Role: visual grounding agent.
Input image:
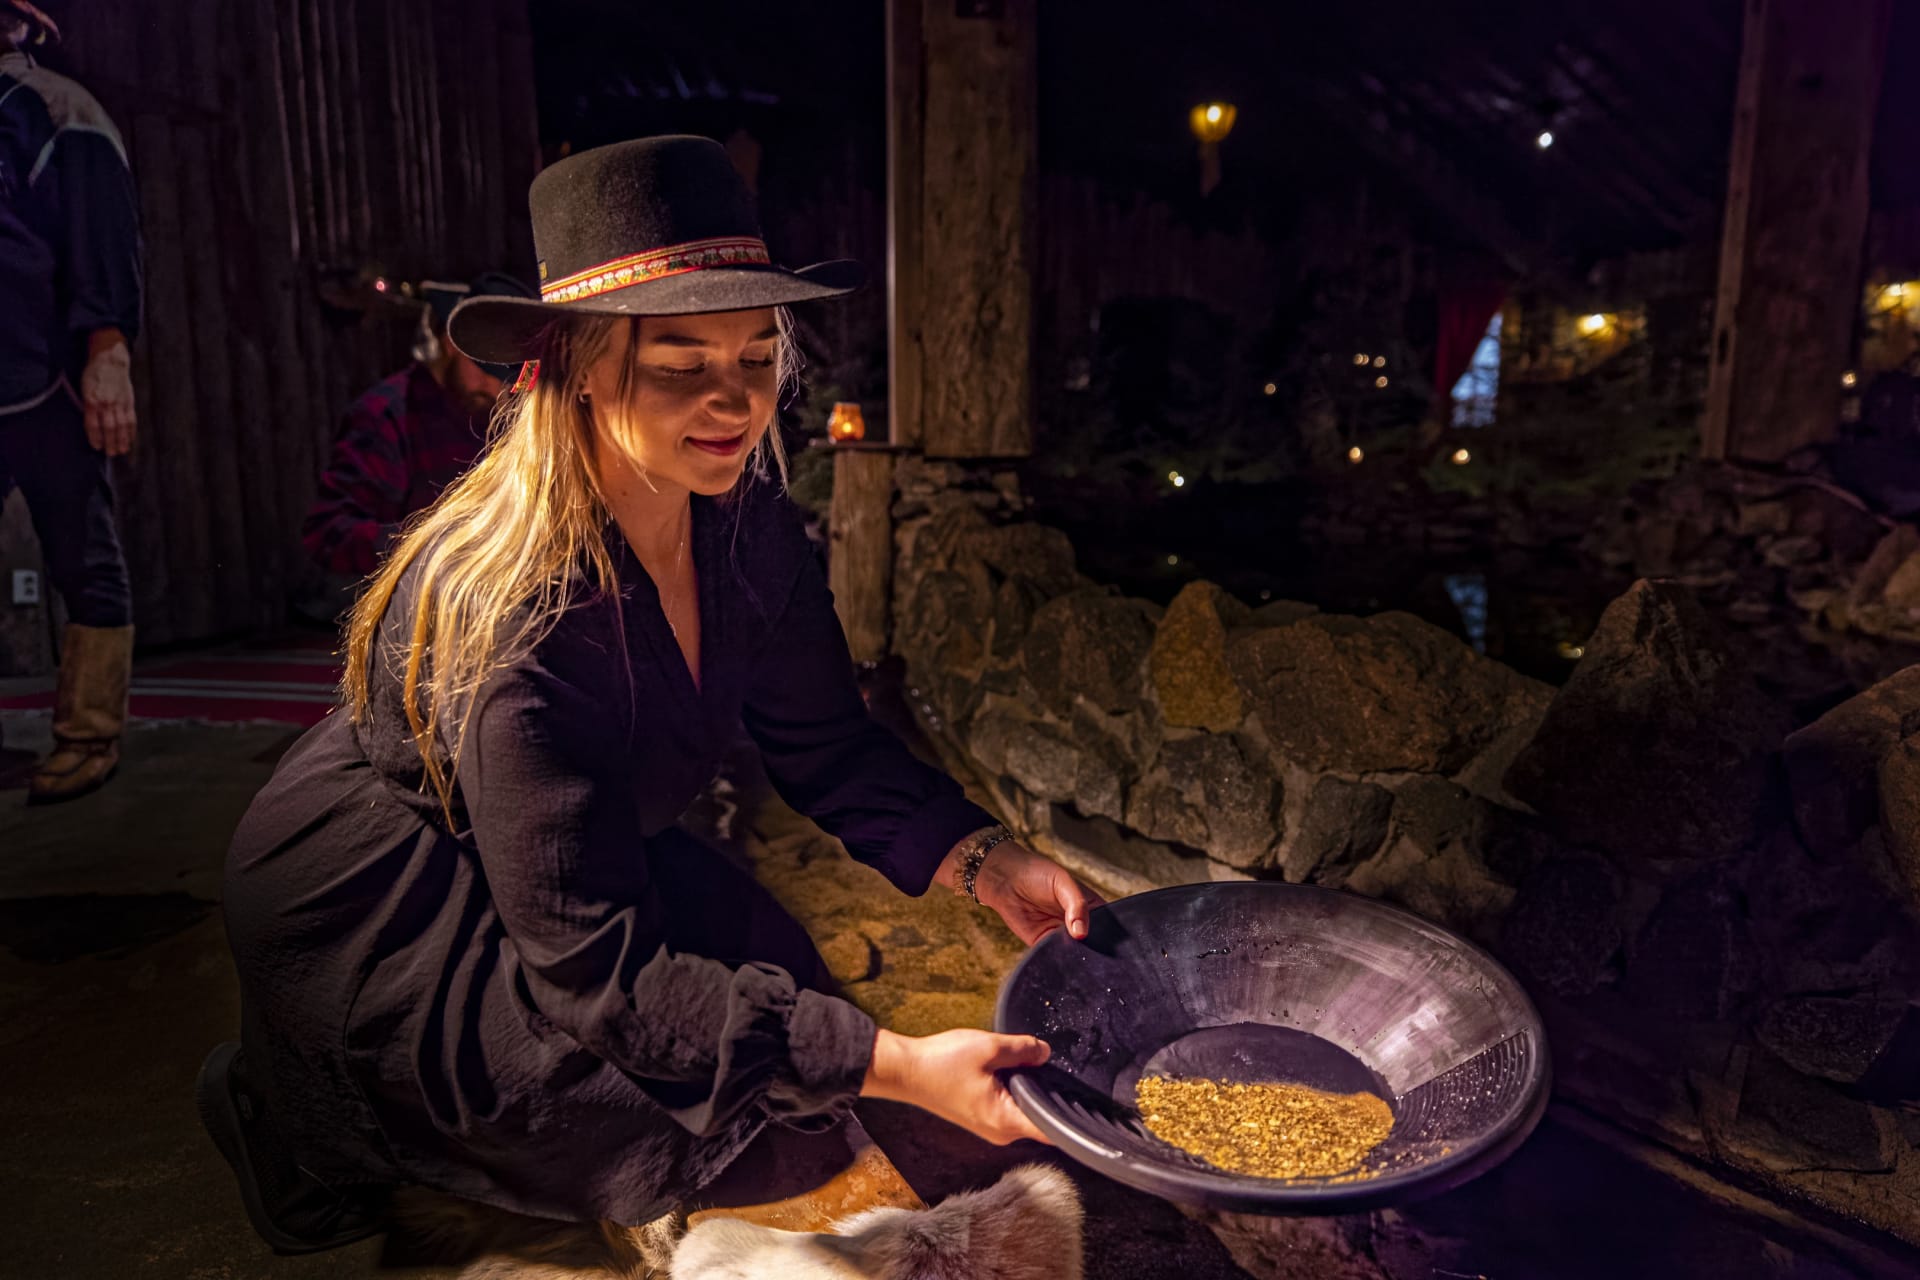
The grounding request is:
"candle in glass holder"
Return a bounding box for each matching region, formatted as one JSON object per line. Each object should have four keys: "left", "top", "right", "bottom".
{"left": 827, "top": 402, "right": 867, "bottom": 443}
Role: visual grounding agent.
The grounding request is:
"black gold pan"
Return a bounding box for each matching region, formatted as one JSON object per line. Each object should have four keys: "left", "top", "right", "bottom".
{"left": 994, "top": 881, "right": 1551, "bottom": 1215}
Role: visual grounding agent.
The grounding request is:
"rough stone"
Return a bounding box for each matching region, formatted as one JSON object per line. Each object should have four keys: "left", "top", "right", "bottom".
{"left": 1624, "top": 868, "right": 1752, "bottom": 1023}
{"left": 1883, "top": 552, "right": 1920, "bottom": 617}
{"left": 1124, "top": 732, "right": 1282, "bottom": 870}
{"left": 1247, "top": 599, "right": 1321, "bottom": 628}
{"left": 1341, "top": 778, "right": 1516, "bottom": 938}
{"left": 1045, "top": 806, "right": 1220, "bottom": 891}
{"left": 1847, "top": 525, "right": 1920, "bottom": 612}
{"left": 1762, "top": 535, "right": 1824, "bottom": 568}
{"left": 1230, "top": 611, "right": 1549, "bottom": 775}
{"left": 1504, "top": 580, "right": 1792, "bottom": 867}
{"left": 1282, "top": 776, "right": 1394, "bottom": 884}
{"left": 997, "top": 718, "right": 1083, "bottom": 804}
{"left": 1020, "top": 588, "right": 1157, "bottom": 718}
{"left": 1150, "top": 582, "right": 1252, "bottom": 733}
{"left": 1735, "top": 499, "right": 1794, "bottom": 538}
{"left": 1879, "top": 731, "right": 1920, "bottom": 903}
{"left": 1755, "top": 995, "right": 1909, "bottom": 1085}
{"left": 1501, "top": 856, "right": 1625, "bottom": 998}
{"left": 1783, "top": 665, "right": 1920, "bottom": 863}
{"left": 1720, "top": 1051, "right": 1899, "bottom": 1174}
{"left": 1744, "top": 830, "right": 1920, "bottom": 998}
{"left": 962, "top": 522, "right": 1084, "bottom": 598}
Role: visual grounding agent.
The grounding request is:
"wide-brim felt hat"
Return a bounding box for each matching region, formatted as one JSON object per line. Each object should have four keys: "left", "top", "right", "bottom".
{"left": 448, "top": 135, "right": 862, "bottom": 368}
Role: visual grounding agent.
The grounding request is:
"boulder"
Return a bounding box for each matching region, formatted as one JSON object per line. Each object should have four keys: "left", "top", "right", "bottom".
{"left": 1500, "top": 856, "right": 1625, "bottom": 998}
{"left": 1149, "top": 582, "right": 1251, "bottom": 733}
{"left": 1020, "top": 588, "right": 1157, "bottom": 719}
{"left": 1717, "top": 1051, "right": 1899, "bottom": 1174}
{"left": 1878, "top": 730, "right": 1920, "bottom": 902}
{"left": 1282, "top": 776, "right": 1394, "bottom": 884}
{"left": 962, "top": 522, "right": 1084, "bottom": 598}
{"left": 1846, "top": 525, "right": 1920, "bottom": 613}
{"left": 1624, "top": 868, "right": 1752, "bottom": 1023}
{"left": 1783, "top": 665, "right": 1920, "bottom": 863}
{"left": 1124, "top": 732, "right": 1282, "bottom": 870}
{"left": 1341, "top": 778, "right": 1516, "bottom": 939}
{"left": 1504, "top": 580, "right": 1792, "bottom": 866}
{"left": 1230, "top": 611, "right": 1549, "bottom": 775}
{"left": 1755, "top": 995, "right": 1909, "bottom": 1086}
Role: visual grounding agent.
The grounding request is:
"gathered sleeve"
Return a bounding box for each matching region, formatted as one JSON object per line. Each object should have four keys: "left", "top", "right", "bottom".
{"left": 740, "top": 550, "right": 998, "bottom": 896}
{"left": 50, "top": 127, "right": 143, "bottom": 345}
{"left": 458, "top": 650, "right": 878, "bottom": 1139}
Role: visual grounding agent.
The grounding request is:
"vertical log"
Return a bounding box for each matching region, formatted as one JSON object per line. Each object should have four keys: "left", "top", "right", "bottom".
{"left": 916, "top": 0, "right": 1036, "bottom": 459}
{"left": 1702, "top": 0, "right": 1892, "bottom": 462}
{"left": 828, "top": 448, "right": 898, "bottom": 665}
{"left": 885, "top": 0, "right": 925, "bottom": 449}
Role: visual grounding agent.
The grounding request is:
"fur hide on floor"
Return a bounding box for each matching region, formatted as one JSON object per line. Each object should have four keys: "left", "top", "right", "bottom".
{"left": 391, "top": 1162, "right": 1083, "bottom": 1280}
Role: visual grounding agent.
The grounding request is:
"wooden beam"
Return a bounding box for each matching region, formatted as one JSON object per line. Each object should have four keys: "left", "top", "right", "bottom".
{"left": 1704, "top": 0, "right": 1892, "bottom": 462}
{"left": 1702, "top": 0, "right": 1771, "bottom": 461}
{"left": 827, "top": 447, "right": 898, "bottom": 664}
{"left": 916, "top": 0, "right": 1037, "bottom": 459}
{"left": 884, "top": 0, "right": 924, "bottom": 450}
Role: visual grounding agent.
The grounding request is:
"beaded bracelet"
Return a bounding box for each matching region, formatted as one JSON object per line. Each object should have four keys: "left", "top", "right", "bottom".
{"left": 954, "top": 824, "right": 1014, "bottom": 904}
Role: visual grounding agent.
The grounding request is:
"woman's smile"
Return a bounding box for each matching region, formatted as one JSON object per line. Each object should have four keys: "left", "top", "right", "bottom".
{"left": 686, "top": 430, "right": 748, "bottom": 458}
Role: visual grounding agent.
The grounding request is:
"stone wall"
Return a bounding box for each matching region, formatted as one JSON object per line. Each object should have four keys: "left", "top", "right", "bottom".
{"left": 887, "top": 457, "right": 1920, "bottom": 1246}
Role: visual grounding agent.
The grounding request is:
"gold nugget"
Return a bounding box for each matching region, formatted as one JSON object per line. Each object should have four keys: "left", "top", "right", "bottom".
{"left": 1135, "top": 1076, "right": 1394, "bottom": 1179}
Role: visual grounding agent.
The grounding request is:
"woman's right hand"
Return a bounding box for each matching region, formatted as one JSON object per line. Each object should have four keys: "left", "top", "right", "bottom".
{"left": 860, "top": 1028, "right": 1051, "bottom": 1147}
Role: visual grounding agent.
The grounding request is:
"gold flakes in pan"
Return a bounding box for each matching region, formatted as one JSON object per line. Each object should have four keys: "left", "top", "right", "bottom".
{"left": 1135, "top": 1075, "right": 1395, "bottom": 1180}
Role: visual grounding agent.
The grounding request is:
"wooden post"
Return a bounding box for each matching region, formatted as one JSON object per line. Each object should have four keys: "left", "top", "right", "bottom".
{"left": 908, "top": 0, "right": 1037, "bottom": 459}
{"left": 885, "top": 0, "right": 925, "bottom": 450}
{"left": 1702, "top": 0, "right": 1892, "bottom": 462}
{"left": 827, "top": 446, "right": 898, "bottom": 664}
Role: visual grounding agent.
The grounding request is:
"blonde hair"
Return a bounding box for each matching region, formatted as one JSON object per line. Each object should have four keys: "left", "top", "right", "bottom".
{"left": 343, "top": 309, "right": 798, "bottom": 818}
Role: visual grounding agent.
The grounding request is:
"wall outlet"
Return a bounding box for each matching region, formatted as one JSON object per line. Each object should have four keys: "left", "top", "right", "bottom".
{"left": 11, "top": 569, "right": 39, "bottom": 605}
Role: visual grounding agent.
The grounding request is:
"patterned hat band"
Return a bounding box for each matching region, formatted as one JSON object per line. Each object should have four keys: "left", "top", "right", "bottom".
{"left": 537, "top": 236, "right": 772, "bottom": 304}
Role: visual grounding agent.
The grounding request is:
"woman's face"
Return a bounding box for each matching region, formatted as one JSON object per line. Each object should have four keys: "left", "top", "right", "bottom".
{"left": 582, "top": 308, "right": 780, "bottom": 496}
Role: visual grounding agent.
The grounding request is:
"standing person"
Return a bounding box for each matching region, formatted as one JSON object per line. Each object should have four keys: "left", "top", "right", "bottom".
{"left": 297, "top": 272, "right": 534, "bottom": 621}
{"left": 200, "top": 136, "right": 1102, "bottom": 1253}
{"left": 0, "top": 1, "right": 144, "bottom": 804}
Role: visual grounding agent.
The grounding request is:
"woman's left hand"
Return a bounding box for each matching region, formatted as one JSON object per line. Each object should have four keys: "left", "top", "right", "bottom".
{"left": 975, "top": 843, "right": 1106, "bottom": 945}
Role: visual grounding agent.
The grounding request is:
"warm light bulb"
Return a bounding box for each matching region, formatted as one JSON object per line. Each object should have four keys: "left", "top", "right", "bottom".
{"left": 1262, "top": 382, "right": 1277, "bottom": 396}
{"left": 1536, "top": 130, "right": 1555, "bottom": 149}
{"left": 1579, "top": 313, "right": 1608, "bottom": 335}
{"left": 1842, "top": 370, "right": 1859, "bottom": 389}
{"left": 1354, "top": 353, "right": 1369, "bottom": 365}
{"left": 1347, "top": 445, "right": 1364, "bottom": 463}
{"left": 1169, "top": 471, "right": 1186, "bottom": 488}
{"left": 1375, "top": 375, "right": 1389, "bottom": 389}
{"left": 1451, "top": 448, "right": 1471, "bottom": 465}
{"left": 1206, "top": 105, "right": 1222, "bottom": 124}
{"left": 1372, "top": 355, "right": 1386, "bottom": 368}
{"left": 1166, "top": 554, "right": 1180, "bottom": 566}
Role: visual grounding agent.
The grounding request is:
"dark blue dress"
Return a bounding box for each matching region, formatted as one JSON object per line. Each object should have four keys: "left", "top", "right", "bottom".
{"left": 223, "top": 476, "right": 993, "bottom": 1225}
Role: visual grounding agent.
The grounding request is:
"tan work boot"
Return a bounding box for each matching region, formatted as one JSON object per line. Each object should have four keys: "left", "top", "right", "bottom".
{"left": 28, "top": 622, "right": 134, "bottom": 805}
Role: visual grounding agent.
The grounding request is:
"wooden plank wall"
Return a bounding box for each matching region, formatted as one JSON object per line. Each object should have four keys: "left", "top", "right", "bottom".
{"left": 9, "top": 0, "right": 538, "bottom": 657}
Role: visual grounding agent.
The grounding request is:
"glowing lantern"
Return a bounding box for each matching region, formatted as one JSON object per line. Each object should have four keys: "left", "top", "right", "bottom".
{"left": 827, "top": 402, "right": 866, "bottom": 443}
{"left": 1262, "top": 382, "right": 1278, "bottom": 396}
{"left": 1347, "top": 446, "right": 1365, "bottom": 463}
{"left": 1375, "top": 375, "right": 1389, "bottom": 389}
{"left": 1842, "top": 370, "right": 1859, "bottom": 389}
{"left": 1189, "top": 102, "right": 1238, "bottom": 195}
{"left": 1354, "top": 353, "right": 1370, "bottom": 365}
{"left": 1536, "top": 130, "right": 1555, "bottom": 150}
{"left": 1579, "top": 313, "right": 1611, "bottom": 336}
{"left": 1451, "top": 448, "right": 1472, "bottom": 465}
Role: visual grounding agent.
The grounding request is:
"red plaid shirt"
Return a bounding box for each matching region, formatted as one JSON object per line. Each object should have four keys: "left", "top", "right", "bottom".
{"left": 302, "top": 363, "right": 488, "bottom": 576}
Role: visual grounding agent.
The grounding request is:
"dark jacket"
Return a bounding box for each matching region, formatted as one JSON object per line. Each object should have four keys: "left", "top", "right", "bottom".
{"left": 224, "top": 475, "right": 994, "bottom": 1222}
{"left": 0, "top": 51, "right": 142, "bottom": 409}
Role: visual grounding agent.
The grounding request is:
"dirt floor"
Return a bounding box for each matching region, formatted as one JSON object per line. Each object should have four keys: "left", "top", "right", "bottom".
{"left": 4, "top": 690, "right": 1920, "bottom": 1279}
